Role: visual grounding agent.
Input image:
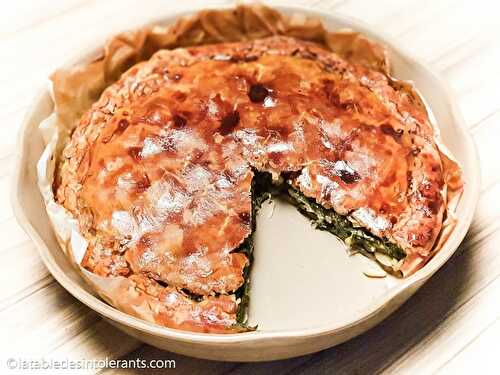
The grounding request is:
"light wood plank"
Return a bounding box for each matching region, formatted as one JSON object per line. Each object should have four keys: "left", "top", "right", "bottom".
{"left": 0, "top": 279, "right": 139, "bottom": 368}
{"left": 0, "top": 107, "right": 28, "bottom": 160}
{"left": 385, "top": 276, "right": 500, "bottom": 374}
{"left": 0, "top": 241, "right": 50, "bottom": 309}
{"left": 0, "top": 1, "right": 499, "bottom": 374}
{"left": 0, "top": 0, "right": 90, "bottom": 36}
{"left": 0, "top": 218, "right": 30, "bottom": 253}
{"left": 470, "top": 110, "right": 500, "bottom": 190}
{"left": 436, "top": 315, "right": 500, "bottom": 375}
{"left": 50, "top": 320, "right": 139, "bottom": 369}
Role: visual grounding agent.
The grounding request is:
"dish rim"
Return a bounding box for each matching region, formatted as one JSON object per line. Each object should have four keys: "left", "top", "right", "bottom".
{"left": 11, "top": 3, "right": 480, "bottom": 344}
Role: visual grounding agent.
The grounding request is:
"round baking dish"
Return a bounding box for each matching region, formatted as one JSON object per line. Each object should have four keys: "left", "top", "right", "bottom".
{"left": 11, "top": 4, "right": 479, "bottom": 361}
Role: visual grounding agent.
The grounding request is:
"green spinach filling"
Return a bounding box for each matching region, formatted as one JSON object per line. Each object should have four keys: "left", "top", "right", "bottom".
{"left": 233, "top": 171, "right": 406, "bottom": 326}
{"left": 233, "top": 172, "right": 274, "bottom": 326}
{"left": 285, "top": 187, "right": 406, "bottom": 261}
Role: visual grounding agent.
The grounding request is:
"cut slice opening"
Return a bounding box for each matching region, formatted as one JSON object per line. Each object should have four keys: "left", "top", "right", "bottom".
{"left": 233, "top": 170, "right": 407, "bottom": 326}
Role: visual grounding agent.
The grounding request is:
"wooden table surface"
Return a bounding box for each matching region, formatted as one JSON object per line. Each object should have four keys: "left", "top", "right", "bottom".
{"left": 1, "top": 0, "right": 499, "bottom": 374}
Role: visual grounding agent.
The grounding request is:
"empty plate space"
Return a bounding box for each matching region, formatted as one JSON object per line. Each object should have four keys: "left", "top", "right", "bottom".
{"left": 249, "top": 198, "right": 402, "bottom": 331}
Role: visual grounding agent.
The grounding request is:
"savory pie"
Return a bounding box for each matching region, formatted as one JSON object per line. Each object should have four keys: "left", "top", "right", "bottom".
{"left": 48, "top": 5, "right": 463, "bottom": 333}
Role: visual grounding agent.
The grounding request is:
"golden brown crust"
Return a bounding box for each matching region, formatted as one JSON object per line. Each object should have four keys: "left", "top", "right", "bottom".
{"left": 50, "top": 4, "right": 390, "bottom": 132}
{"left": 109, "top": 274, "right": 246, "bottom": 333}
{"left": 49, "top": 5, "right": 463, "bottom": 333}
{"left": 57, "top": 35, "right": 449, "bottom": 280}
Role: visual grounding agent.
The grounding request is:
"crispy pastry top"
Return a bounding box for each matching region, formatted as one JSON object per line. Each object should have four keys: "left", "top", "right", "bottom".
{"left": 56, "top": 36, "right": 448, "bottom": 331}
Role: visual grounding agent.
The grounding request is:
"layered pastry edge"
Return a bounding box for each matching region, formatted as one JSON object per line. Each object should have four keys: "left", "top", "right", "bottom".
{"left": 37, "top": 4, "right": 463, "bottom": 334}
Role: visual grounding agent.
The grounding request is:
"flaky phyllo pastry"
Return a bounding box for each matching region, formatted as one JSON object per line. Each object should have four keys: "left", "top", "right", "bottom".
{"left": 37, "top": 4, "right": 463, "bottom": 333}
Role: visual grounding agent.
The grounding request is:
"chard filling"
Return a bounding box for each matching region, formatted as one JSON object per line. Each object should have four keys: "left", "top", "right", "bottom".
{"left": 233, "top": 171, "right": 407, "bottom": 324}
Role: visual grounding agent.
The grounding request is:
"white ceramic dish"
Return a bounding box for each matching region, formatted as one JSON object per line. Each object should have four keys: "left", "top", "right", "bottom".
{"left": 11, "top": 4, "right": 479, "bottom": 362}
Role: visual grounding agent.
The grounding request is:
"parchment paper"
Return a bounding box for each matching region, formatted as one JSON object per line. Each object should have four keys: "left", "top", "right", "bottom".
{"left": 37, "top": 4, "right": 463, "bottom": 325}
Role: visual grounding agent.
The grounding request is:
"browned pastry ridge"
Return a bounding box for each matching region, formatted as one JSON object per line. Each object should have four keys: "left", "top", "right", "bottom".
{"left": 55, "top": 36, "right": 458, "bottom": 333}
